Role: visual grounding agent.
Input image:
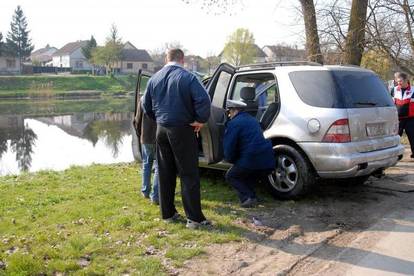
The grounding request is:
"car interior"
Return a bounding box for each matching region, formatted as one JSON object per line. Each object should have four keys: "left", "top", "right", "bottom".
{"left": 197, "top": 72, "right": 281, "bottom": 158}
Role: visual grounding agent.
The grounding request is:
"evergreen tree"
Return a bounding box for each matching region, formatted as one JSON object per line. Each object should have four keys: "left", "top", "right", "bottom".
{"left": 82, "top": 35, "right": 97, "bottom": 60}
{"left": 6, "top": 5, "right": 34, "bottom": 72}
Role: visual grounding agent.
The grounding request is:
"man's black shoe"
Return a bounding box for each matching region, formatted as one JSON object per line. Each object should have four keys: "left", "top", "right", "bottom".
{"left": 240, "top": 197, "right": 258, "bottom": 208}
{"left": 163, "top": 213, "right": 184, "bottom": 223}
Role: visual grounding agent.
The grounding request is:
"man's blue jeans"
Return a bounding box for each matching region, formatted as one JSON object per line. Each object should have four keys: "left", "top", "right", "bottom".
{"left": 141, "top": 144, "right": 159, "bottom": 201}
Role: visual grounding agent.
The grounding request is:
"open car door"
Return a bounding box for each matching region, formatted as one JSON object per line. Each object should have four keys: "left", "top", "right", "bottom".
{"left": 132, "top": 69, "right": 153, "bottom": 161}
{"left": 200, "top": 63, "right": 235, "bottom": 164}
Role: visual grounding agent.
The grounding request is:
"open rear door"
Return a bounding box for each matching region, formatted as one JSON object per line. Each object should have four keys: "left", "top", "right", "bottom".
{"left": 200, "top": 63, "right": 235, "bottom": 164}
{"left": 132, "top": 69, "right": 152, "bottom": 161}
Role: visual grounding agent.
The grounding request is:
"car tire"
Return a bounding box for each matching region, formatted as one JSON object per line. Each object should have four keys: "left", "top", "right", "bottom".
{"left": 267, "top": 144, "right": 315, "bottom": 199}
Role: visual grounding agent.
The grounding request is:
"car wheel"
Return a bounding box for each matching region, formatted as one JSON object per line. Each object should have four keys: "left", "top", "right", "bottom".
{"left": 267, "top": 144, "right": 315, "bottom": 199}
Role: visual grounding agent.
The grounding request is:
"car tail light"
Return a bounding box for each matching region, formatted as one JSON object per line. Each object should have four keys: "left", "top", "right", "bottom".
{"left": 322, "top": 119, "right": 351, "bottom": 143}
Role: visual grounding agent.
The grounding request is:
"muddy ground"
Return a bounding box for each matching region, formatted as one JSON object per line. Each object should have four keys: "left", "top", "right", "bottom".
{"left": 179, "top": 150, "right": 414, "bottom": 275}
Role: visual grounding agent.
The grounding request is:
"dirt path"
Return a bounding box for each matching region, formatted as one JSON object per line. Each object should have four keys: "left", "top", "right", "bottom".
{"left": 178, "top": 154, "right": 414, "bottom": 275}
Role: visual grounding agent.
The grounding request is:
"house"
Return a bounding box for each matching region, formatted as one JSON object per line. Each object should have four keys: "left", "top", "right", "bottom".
{"left": 0, "top": 56, "right": 19, "bottom": 75}
{"left": 262, "top": 45, "right": 306, "bottom": 62}
{"left": 219, "top": 43, "right": 267, "bottom": 65}
{"left": 113, "top": 42, "right": 154, "bottom": 74}
{"left": 30, "top": 45, "right": 58, "bottom": 66}
{"left": 52, "top": 41, "right": 92, "bottom": 71}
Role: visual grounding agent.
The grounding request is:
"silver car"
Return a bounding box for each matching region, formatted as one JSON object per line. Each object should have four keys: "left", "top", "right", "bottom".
{"left": 133, "top": 62, "right": 404, "bottom": 199}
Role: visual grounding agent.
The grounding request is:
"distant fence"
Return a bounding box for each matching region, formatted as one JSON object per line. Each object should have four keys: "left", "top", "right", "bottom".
{"left": 32, "top": 66, "right": 72, "bottom": 74}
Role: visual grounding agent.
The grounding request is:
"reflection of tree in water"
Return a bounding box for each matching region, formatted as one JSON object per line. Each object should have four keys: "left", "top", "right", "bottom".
{"left": 84, "top": 120, "right": 130, "bottom": 158}
{"left": 10, "top": 123, "right": 37, "bottom": 171}
{"left": 0, "top": 130, "right": 8, "bottom": 160}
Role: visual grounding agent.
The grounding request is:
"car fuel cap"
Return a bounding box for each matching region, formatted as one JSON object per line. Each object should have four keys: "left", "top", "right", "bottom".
{"left": 307, "top": 119, "right": 321, "bottom": 134}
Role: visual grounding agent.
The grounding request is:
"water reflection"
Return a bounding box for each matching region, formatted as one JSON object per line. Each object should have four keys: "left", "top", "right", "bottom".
{"left": 0, "top": 110, "right": 134, "bottom": 176}
{"left": 0, "top": 121, "right": 37, "bottom": 172}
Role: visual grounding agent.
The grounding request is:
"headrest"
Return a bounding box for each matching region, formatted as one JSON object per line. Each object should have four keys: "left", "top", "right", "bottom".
{"left": 226, "top": 99, "right": 247, "bottom": 109}
{"left": 240, "top": 87, "right": 256, "bottom": 101}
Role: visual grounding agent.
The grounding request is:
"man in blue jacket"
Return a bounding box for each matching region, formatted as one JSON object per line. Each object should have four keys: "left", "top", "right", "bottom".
{"left": 142, "top": 48, "right": 211, "bottom": 229}
{"left": 224, "top": 99, "right": 275, "bottom": 208}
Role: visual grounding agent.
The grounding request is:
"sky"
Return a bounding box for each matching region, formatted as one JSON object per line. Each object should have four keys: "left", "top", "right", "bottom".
{"left": 0, "top": 0, "right": 305, "bottom": 58}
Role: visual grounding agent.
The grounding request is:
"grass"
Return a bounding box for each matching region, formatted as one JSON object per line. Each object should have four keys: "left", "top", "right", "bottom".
{"left": 0, "top": 97, "right": 134, "bottom": 116}
{"left": 0, "top": 75, "right": 149, "bottom": 98}
{"left": 0, "top": 163, "right": 259, "bottom": 275}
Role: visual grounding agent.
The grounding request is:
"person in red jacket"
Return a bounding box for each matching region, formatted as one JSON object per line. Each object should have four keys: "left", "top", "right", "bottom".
{"left": 391, "top": 72, "right": 414, "bottom": 158}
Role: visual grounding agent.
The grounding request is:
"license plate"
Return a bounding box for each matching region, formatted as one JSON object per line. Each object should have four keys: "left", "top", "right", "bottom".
{"left": 366, "top": 123, "right": 386, "bottom": 137}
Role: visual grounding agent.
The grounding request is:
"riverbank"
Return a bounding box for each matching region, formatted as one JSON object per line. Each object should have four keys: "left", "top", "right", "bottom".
{"left": 0, "top": 75, "right": 148, "bottom": 99}
{"left": 0, "top": 164, "right": 251, "bottom": 275}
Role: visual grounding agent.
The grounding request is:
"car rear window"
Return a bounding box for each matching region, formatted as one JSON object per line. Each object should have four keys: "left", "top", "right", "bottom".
{"left": 289, "top": 70, "right": 394, "bottom": 108}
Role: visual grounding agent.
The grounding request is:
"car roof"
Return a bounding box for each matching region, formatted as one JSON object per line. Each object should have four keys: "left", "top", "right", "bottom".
{"left": 235, "top": 62, "right": 374, "bottom": 74}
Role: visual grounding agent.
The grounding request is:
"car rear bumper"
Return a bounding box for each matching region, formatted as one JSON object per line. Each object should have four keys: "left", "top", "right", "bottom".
{"left": 299, "top": 139, "right": 404, "bottom": 178}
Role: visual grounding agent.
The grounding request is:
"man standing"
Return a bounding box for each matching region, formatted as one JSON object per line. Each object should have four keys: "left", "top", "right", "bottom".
{"left": 224, "top": 100, "right": 275, "bottom": 207}
{"left": 391, "top": 72, "right": 414, "bottom": 158}
{"left": 135, "top": 97, "right": 159, "bottom": 204}
{"left": 142, "top": 48, "right": 211, "bottom": 229}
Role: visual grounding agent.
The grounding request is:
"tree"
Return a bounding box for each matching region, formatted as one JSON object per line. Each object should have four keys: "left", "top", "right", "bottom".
{"left": 82, "top": 35, "right": 97, "bottom": 60}
{"left": 107, "top": 23, "right": 122, "bottom": 44}
{"left": 343, "top": 0, "right": 369, "bottom": 65}
{"left": 200, "top": 52, "right": 220, "bottom": 75}
{"left": 222, "top": 28, "right": 256, "bottom": 66}
{"left": 365, "top": 0, "right": 414, "bottom": 75}
{"left": 91, "top": 25, "right": 123, "bottom": 75}
{"left": 299, "top": 0, "right": 324, "bottom": 64}
{"left": 185, "top": 0, "right": 371, "bottom": 66}
{"left": 361, "top": 50, "right": 392, "bottom": 80}
{"left": 6, "top": 5, "right": 34, "bottom": 73}
{"left": 150, "top": 41, "right": 185, "bottom": 70}
{"left": 0, "top": 32, "right": 4, "bottom": 56}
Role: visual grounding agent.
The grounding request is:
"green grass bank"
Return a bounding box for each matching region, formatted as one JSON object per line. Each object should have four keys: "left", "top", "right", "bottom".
{"left": 0, "top": 75, "right": 148, "bottom": 99}
{"left": 0, "top": 164, "right": 261, "bottom": 275}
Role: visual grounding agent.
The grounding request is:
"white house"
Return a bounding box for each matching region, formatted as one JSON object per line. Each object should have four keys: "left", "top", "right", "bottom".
{"left": 262, "top": 45, "right": 306, "bottom": 62}
{"left": 113, "top": 42, "right": 154, "bottom": 74}
{"left": 52, "top": 41, "right": 92, "bottom": 71}
{"left": 0, "top": 56, "right": 19, "bottom": 75}
{"left": 30, "top": 45, "right": 58, "bottom": 66}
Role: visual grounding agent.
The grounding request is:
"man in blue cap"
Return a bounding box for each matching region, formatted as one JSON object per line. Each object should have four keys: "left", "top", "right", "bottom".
{"left": 224, "top": 99, "right": 275, "bottom": 208}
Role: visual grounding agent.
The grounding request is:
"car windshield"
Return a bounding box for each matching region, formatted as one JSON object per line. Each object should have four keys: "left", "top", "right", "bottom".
{"left": 289, "top": 70, "right": 395, "bottom": 108}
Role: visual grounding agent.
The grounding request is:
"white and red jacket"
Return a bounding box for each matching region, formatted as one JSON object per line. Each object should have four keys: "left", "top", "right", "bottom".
{"left": 392, "top": 85, "right": 414, "bottom": 119}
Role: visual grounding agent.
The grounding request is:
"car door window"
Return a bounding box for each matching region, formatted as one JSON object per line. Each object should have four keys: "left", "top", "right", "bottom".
{"left": 211, "top": 71, "right": 232, "bottom": 107}
{"left": 229, "top": 73, "right": 278, "bottom": 118}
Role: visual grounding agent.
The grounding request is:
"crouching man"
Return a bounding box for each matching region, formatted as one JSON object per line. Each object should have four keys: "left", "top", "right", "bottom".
{"left": 224, "top": 99, "right": 275, "bottom": 208}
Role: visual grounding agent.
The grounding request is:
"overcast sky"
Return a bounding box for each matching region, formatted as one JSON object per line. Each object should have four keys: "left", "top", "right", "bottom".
{"left": 0, "top": 0, "right": 305, "bottom": 57}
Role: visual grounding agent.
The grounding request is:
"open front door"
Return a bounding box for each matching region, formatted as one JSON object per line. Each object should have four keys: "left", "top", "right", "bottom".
{"left": 200, "top": 63, "right": 235, "bottom": 164}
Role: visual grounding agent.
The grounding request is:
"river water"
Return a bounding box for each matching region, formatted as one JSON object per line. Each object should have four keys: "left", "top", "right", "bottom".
{"left": 0, "top": 97, "right": 137, "bottom": 176}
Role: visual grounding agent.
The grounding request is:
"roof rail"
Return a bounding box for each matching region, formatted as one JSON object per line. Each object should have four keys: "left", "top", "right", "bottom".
{"left": 236, "top": 61, "right": 322, "bottom": 70}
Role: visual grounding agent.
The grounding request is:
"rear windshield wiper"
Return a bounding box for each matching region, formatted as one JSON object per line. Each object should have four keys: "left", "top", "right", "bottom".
{"left": 354, "top": 102, "right": 377, "bottom": 106}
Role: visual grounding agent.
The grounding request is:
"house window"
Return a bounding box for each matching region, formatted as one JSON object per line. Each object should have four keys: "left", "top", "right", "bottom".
{"left": 142, "top": 63, "right": 148, "bottom": 69}
{"left": 6, "top": 59, "right": 16, "bottom": 68}
{"left": 127, "top": 63, "right": 133, "bottom": 69}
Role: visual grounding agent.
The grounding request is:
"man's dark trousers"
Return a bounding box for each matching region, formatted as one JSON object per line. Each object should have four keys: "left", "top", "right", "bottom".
{"left": 399, "top": 118, "right": 414, "bottom": 155}
{"left": 225, "top": 165, "right": 270, "bottom": 202}
{"left": 156, "top": 125, "right": 206, "bottom": 222}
